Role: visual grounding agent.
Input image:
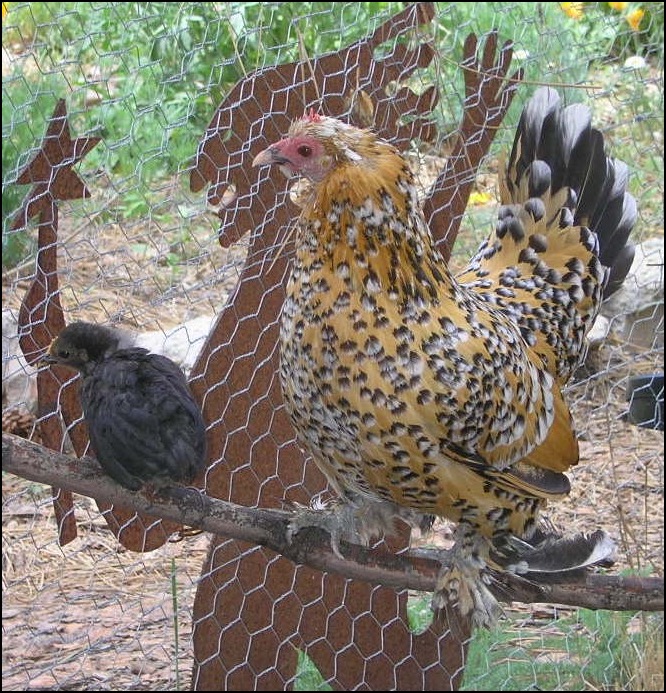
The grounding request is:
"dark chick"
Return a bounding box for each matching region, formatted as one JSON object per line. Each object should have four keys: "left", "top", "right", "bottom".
{"left": 43, "top": 322, "right": 207, "bottom": 492}
{"left": 253, "top": 88, "right": 636, "bottom": 627}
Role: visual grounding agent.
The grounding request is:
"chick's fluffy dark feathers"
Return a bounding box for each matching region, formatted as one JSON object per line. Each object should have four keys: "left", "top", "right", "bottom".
{"left": 45, "top": 322, "right": 207, "bottom": 491}
{"left": 253, "top": 88, "right": 635, "bottom": 626}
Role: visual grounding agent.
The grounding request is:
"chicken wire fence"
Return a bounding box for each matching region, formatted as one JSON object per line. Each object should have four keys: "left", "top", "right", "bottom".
{"left": 1, "top": 2, "right": 663, "bottom": 691}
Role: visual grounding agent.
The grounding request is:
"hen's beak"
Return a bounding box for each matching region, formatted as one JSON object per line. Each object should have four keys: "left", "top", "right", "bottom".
{"left": 253, "top": 145, "right": 295, "bottom": 180}
{"left": 252, "top": 146, "right": 280, "bottom": 168}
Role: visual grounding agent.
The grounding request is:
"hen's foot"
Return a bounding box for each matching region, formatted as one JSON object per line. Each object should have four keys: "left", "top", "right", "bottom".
{"left": 287, "top": 496, "right": 406, "bottom": 558}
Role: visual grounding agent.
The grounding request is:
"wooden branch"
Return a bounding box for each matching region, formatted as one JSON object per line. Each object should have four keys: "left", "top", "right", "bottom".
{"left": 3, "top": 432, "right": 663, "bottom": 614}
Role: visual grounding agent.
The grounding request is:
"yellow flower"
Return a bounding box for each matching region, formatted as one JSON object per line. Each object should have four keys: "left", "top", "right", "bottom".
{"left": 626, "top": 8, "right": 645, "bottom": 31}
{"left": 608, "top": 1, "right": 628, "bottom": 10}
{"left": 560, "top": 2, "right": 584, "bottom": 20}
{"left": 2, "top": 3, "right": 7, "bottom": 19}
{"left": 469, "top": 191, "right": 493, "bottom": 206}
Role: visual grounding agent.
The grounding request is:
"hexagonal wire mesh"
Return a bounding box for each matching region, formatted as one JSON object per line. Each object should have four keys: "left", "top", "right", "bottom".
{"left": 2, "top": 2, "right": 663, "bottom": 691}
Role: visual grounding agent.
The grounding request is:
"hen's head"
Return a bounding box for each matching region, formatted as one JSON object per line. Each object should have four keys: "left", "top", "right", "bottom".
{"left": 253, "top": 112, "right": 378, "bottom": 183}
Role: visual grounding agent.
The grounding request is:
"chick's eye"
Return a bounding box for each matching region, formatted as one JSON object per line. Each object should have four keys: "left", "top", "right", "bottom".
{"left": 59, "top": 349, "right": 70, "bottom": 358}
{"left": 297, "top": 144, "right": 312, "bottom": 158}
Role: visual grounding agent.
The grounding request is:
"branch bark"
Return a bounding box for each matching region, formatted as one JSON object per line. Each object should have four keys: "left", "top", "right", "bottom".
{"left": 3, "top": 432, "right": 663, "bottom": 613}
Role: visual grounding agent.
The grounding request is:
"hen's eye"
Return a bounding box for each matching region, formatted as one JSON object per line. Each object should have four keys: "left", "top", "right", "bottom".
{"left": 297, "top": 145, "right": 312, "bottom": 158}
{"left": 59, "top": 349, "right": 70, "bottom": 358}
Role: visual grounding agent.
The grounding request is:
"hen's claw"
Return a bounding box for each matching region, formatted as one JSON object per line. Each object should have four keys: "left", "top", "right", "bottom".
{"left": 286, "top": 502, "right": 356, "bottom": 558}
{"left": 287, "top": 498, "right": 416, "bottom": 558}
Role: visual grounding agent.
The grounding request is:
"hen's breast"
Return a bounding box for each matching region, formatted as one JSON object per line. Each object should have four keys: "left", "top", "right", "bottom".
{"left": 279, "top": 225, "right": 557, "bottom": 521}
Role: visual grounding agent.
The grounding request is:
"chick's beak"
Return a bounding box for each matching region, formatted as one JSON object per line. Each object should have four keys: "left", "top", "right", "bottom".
{"left": 39, "top": 340, "right": 58, "bottom": 366}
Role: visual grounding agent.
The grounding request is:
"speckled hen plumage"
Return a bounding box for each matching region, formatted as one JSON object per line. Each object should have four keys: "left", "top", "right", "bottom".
{"left": 43, "top": 322, "right": 207, "bottom": 492}
{"left": 253, "top": 88, "right": 635, "bottom": 626}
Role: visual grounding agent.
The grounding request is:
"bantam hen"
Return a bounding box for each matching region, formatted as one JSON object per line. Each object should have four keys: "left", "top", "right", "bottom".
{"left": 252, "top": 87, "right": 636, "bottom": 626}
{"left": 43, "top": 322, "right": 207, "bottom": 492}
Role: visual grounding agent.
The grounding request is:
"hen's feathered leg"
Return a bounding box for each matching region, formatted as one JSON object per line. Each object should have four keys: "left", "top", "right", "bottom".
{"left": 433, "top": 521, "right": 501, "bottom": 629}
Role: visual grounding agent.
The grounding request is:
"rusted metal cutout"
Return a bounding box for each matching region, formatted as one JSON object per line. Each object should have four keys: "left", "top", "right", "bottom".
{"left": 14, "top": 100, "right": 181, "bottom": 550}
{"left": 14, "top": 99, "right": 99, "bottom": 546}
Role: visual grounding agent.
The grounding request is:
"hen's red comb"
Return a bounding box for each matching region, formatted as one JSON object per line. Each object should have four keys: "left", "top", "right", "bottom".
{"left": 302, "top": 108, "right": 323, "bottom": 123}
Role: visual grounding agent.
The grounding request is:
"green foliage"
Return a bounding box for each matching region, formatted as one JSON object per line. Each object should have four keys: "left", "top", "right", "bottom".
{"left": 1, "top": 68, "right": 69, "bottom": 269}
{"left": 1, "top": 2, "right": 406, "bottom": 269}
{"left": 460, "top": 609, "right": 660, "bottom": 691}
{"left": 403, "top": 577, "right": 663, "bottom": 690}
{"left": 293, "top": 649, "right": 333, "bottom": 691}
{"left": 1, "top": 177, "right": 31, "bottom": 271}
{"left": 557, "top": 3, "right": 664, "bottom": 60}
{"left": 2, "top": 2, "right": 403, "bottom": 182}
{"left": 1, "top": 226, "right": 31, "bottom": 271}
{"left": 406, "top": 592, "right": 434, "bottom": 634}
{"left": 2, "top": 2, "right": 661, "bottom": 267}
{"left": 290, "top": 601, "right": 663, "bottom": 690}
{"left": 429, "top": 2, "right": 662, "bottom": 133}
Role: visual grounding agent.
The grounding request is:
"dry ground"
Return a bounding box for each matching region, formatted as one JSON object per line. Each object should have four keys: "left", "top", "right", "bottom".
{"left": 2, "top": 396, "right": 663, "bottom": 690}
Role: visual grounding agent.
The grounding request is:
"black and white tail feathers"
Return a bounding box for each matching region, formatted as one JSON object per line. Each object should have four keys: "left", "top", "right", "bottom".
{"left": 458, "top": 86, "right": 638, "bottom": 383}
{"left": 506, "top": 86, "right": 637, "bottom": 299}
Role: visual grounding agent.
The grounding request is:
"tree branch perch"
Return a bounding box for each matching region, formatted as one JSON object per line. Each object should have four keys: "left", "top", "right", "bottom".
{"left": 3, "top": 432, "right": 663, "bottom": 613}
